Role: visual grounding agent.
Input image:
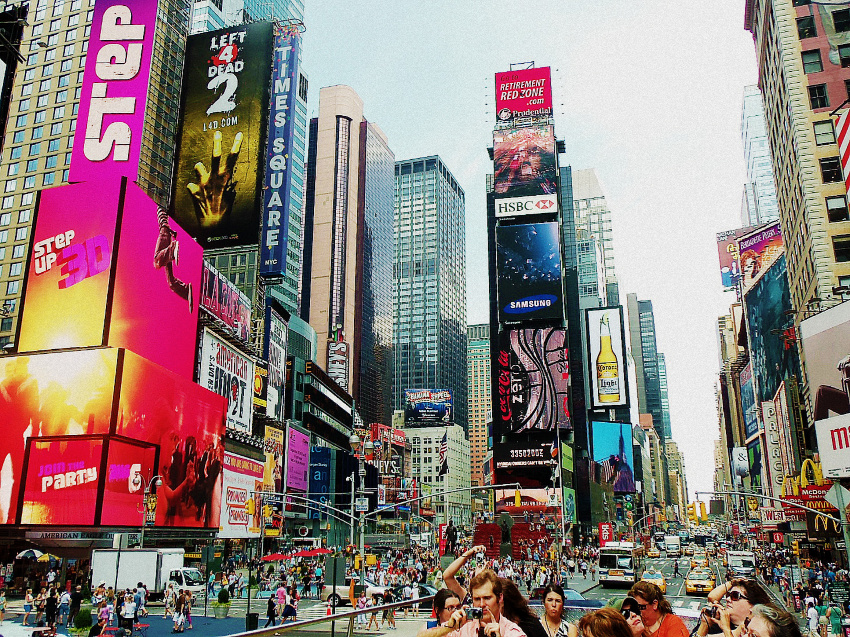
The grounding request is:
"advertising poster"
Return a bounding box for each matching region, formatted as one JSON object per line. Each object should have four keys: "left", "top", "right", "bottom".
{"left": 262, "top": 425, "right": 283, "bottom": 535}
{"left": 731, "top": 446, "right": 749, "bottom": 481}
{"left": 586, "top": 307, "right": 629, "bottom": 409}
{"left": 260, "top": 25, "right": 302, "bottom": 276}
{"left": 738, "top": 221, "right": 783, "bottom": 294}
{"left": 100, "top": 439, "right": 158, "bottom": 526}
{"left": 68, "top": 0, "right": 159, "bottom": 184}
{"left": 404, "top": 389, "right": 453, "bottom": 425}
{"left": 200, "top": 261, "right": 251, "bottom": 343}
{"left": 496, "top": 222, "right": 563, "bottom": 322}
{"left": 494, "top": 67, "right": 553, "bottom": 122}
{"left": 562, "top": 486, "right": 577, "bottom": 524}
{"left": 773, "top": 382, "right": 798, "bottom": 480}
{"left": 0, "top": 349, "right": 118, "bottom": 524}
{"left": 716, "top": 226, "right": 758, "bottom": 289}
{"left": 172, "top": 22, "right": 274, "bottom": 247}
{"left": 744, "top": 255, "right": 800, "bottom": 404}
{"left": 494, "top": 488, "right": 557, "bottom": 515}
{"left": 591, "top": 422, "right": 636, "bottom": 494}
{"left": 308, "top": 446, "right": 331, "bottom": 520}
{"left": 740, "top": 364, "right": 759, "bottom": 439}
{"left": 220, "top": 452, "right": 263, "bottom": 538}
{"left": 747, "top": 439, "right": 763, "bottom": 489}
{"left": 199, "top": 329, "right": 255, "bottom": 433}
{"left": 286, "top": 425, "right": 309, "bottom": 492}
{"left": 20, "top": 437, "right": 104, "bottom": 525}
{"left": 18, "top": 180, "right": 122, "bottom": 353}
{"left": 264, "top": 303, "right": 289, "bottom": 421}
{"left": 492, "top": 125, "right": 558, "bottom": 206}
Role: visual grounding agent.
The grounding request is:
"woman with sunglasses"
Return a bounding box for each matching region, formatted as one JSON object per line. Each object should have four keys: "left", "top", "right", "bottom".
{"left": 627, "top": 581, "right": 689, "bottom": 637}
{"left": 416, "top": 589, "right": 465, "bottom": 637}
{"left": 698, "top": 579, "right": 773, "bottom": 637}
{"left": 538, "top": 584, "right": 578, "bottom": 637}
{"left": 620, "top": 597, "right": 648, "bottom": 637}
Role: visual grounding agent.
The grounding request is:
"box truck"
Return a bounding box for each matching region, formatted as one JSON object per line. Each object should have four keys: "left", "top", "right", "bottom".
{"left": 92, "top": 549, "right": 205, "bottom": 599}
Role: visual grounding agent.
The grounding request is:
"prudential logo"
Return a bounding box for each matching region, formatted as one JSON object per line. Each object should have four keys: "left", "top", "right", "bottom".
{"left": 504, "top": 294, "right": 557, "bottom": 314}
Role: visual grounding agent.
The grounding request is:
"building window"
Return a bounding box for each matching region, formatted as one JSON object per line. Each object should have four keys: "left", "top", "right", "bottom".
{"left": 6, "top": 281, "right": 19, "bottom": 295}
{"left": 834, "top": 235, "right": 850, "bottom": 262}
{"left": 9, "top": 263, "right": 21, "bottom": 277}
{"left": 14, "top": 228, "right": 26, "bottom": 241}
{"left": 45, "top": 156, "right": 57, "bottom": 169}
{"left": 17, "top": 210, "right": 29, "bottom": 224}
{"left": 31, "top": 126, "right": 43, "bottom": 140}
{"left": 798, "top": 16, "right": 817, "bottom": 39}
{"left": 6, "top": 164, "right": 18, "bottom": 177}
{"left": 841, "top": 44, "right": 850, "bottom": 68}
{"left": 11, "top": 131, "right": 23, "bottom": 144}
{"left": 809, "top": 84, "right": 830, "bottom": 109}
{"left": 835, "top": 9, "right": 850, "bottom": 33}
{"left": 50, "top": 122, "right": 62, "bottom": 136}
{"left": 12, "top": 244, "right": 24, "bottom": 258}
{"left": 821, "top": 157, "right": 843, "bottom": 182}
{"left": 48, "top": 139, "right": 60, "bottom": 153}
{"left": 26, "top": 159, "right": 38, "bottom": 172}
{"left": 802, "top": 49, "right": 824, "bottom": 73}
{"left": 23, "top": 176, "right": 35, "bottom": 189}
{"left": 816, "top": 121, "right": 836, "bottom": 145}
{"left": 34, "top": 111, "right": 45, "bottom": 124}
{"left": 827, "top": 195, "right": 850, "bottom": 222}
{"left": 42, "top": 173, "right": 55, "bottom": 186}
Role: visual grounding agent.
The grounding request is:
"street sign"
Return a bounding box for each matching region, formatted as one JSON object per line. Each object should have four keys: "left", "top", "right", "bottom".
{"left": 824, "top": 483, "right": 850, "bottom": 512}
{"left": 831, "top": 582, "right": 850, "bottom": 603}
{"left": 355, "top": 497, "right": 369, "bottom": 513}
{"left": 772, "top": 532, "right": 784, "bottom": 544}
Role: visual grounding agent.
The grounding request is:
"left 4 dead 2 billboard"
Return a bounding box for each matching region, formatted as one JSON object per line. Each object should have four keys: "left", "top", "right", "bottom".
{"left": 496, "top": 222, "right": 563, "bottom": 323}
{"left": 0, "top": 348, "right": 226, "bottom": 527}
{"left": 171, "top": 22, "right": 274, "bottom": 248}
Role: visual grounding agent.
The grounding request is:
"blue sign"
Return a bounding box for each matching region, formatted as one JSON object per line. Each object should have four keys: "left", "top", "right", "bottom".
{"left": 308, "top": 446, "right": 331, "bottom": 520}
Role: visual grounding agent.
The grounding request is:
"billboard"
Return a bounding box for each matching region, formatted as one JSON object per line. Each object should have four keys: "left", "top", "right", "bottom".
{"left": 100, "top": 438, "right": 159, "bottom": 527}
{"left": 326, "top": 339, "right": 350, "bottom": 392}
{"left": 492, "top": 125, "right": 558, "bottom": 208}
{"left": 308, "top": 446, "right": 331, "bottom": 520}
{"left": 286, "top": 425, "right": 309, "bottom": 492}
{"left": 260, "top": 25, "right": 302, "bottom": 276}
{"left": 496, "top": 222, "right": 563, "bottom": 322}
{"left": 220, "top": 452, "right": 264, "bottom": 538}
{"left": 494, "top": 67, "right": 553, "bottom": 122}
{"left": 716, "top": 226, "right": 758, "bottom": 289}
{"left": 747, "top": 439, "right": 763, "bottom": 489}
{"left": 69, "top": 0, "right": 159, "bottom": 184}
{"left": 738, "top": 221, "right": 783, "bottom": 294}
{"left": 591, "top": 421, "right": 636, "bottom": 494}
{"left": 586, "top": 307, "right": 629, "bottom": 409}
{"left": 264, "top": 303, "right": 288, "bottom": 421}
{"left": 19, "top": 180, "right": 204, "bottom": 380}
{"left": 200, "top": 261, "right": 251, "bottom": 344}
{"left": 761, "top": 401, "right": 784, "bottom": 497}
{"left": 744, "top": 254, "right": 800, "bottom": 405}
{"left": 740, "top": 364, "right": 759, "bottom": 439}
{"left": 199, "top": 329, "right": 255, "bottom": 433}
{"left": 562, "top": 487, "right": 577, "bottom": 523}
{"left": 262, "top": 425, "right": 283, "bottom": 535}
{"left": 404, "top": 389, "right": 453, "bottom": 425}
{"left": 731, "top": 446, "right": 749, "bottom": 481}
{"left": 494, "top": 488, "right": 558, "bottom": 515}
{"left": 171, "top": 22, "right": 274, "bottom": 247}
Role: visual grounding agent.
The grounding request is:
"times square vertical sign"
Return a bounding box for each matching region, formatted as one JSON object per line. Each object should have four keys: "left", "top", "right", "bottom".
{"left": 260, "top": 25, "right": 302, "bottom": 276}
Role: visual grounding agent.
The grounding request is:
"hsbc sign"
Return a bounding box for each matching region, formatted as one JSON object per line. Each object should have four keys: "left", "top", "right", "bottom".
{"left": 495, "top": 193, "right": 559, "bottom": 218}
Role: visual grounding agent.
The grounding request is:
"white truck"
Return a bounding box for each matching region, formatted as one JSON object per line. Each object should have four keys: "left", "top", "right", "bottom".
{"left": 664, "top": 535, "right": 681, "bottom": 557}
{"left": 727, "top": 550, "right": 756, "bottom": 577}
{"left": 92, "top": 548, "right": 205, "bottom": 599}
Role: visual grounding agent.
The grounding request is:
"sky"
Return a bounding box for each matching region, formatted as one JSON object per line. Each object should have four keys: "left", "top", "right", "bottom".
{"left": 301, "top": 1, "right": 760, "bottom": 501}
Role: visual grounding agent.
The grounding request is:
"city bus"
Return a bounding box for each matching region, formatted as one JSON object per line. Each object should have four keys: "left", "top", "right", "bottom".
{"left": 598, "top": 541, "right": 646, "bottom": 587}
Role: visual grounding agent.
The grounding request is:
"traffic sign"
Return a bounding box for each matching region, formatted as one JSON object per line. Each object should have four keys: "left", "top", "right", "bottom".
{"left": 355, "top": 497, "right": 369, "bottom": 513}
{"left": 772, "top": 532, "right": 784, "bottom": 544}
{"left": 824, "top": 483, "right": 850, "bottom": 512}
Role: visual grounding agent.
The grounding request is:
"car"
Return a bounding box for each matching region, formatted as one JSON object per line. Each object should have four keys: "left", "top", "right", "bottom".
{"left": 684, "top": 545, "right": 695, "bottom": 556}
{"left": 685, "top": 568, "right": 716, "bottom": 595}
{"left": 647, "top": 547, "right": 661, "bottom": 558}
{"left": 641, "top": 569, "right": 667, "bottom": 594}
{"left": 390, "top": 583, "right": 438, "bottom": 610}
{"left": 320, "top": 576, "right": 386, "bottom": 607}
{"left": 691, "top": 552, "right": 709, "bottom": 568}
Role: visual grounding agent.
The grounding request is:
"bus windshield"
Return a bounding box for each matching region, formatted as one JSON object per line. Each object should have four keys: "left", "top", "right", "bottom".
{"left": 600, "top": 553, "right": 633, "bottom": 569}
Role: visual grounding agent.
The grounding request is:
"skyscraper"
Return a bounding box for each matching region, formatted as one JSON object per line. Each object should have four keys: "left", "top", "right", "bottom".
{"left": 0, "top": 0, "right": 191, "bottom": 349}
{"left": 393, "top": 156, "right": 467, "bottom": 431}
{"left": 572, "top": 168, "right": 618, "bottom": 303}
{"left": 658, "top": 352, "right": 672, "bottom": 440}
{"left": 467, "top": 324, "right": 490, "bottom": 486}
{"left": 302, "top": 85, "right": 394, "bottom": 427}
{"left": 740, "top": 85, "right": 779, "bottom": 226}
{"left": 627, "top": 294, "right": 665, "bottom": 441}
{"left": 190, "top": 0, "right": 304, "bottom": 31}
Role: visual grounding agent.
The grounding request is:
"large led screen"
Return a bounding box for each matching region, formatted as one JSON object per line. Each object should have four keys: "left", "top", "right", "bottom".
{"left": 199, "top": 329, "right": 254, "bottom": 433}
{"left": 172, "top": 22, "right": 274, "bottom": 248}
{"left": 493, "top": 125, "right": 557, "bottom": 200}
{"left": 586, "top": 307, "right": 629, "bottom": 409}
{"left": 201, "top": 260, "right": 251, "bottom": 344}
{"left": 496, "top": 222, "right": 563, "bottom": 323}
{"left": 740, "top": 363, "right": 759, "bottom": 439}
{"left": 801, "top": 301, "right": 850, "bottom": 424}
{"left": 100, "top": 438, "right": 158, "bottom": 527}
{"left": 744, "top": 254, "right": 800, "bottom": 405}
{"left": 494, "top": 67, "right": 553, "bottom": 122}
{"left": 220, "top": 452, "right": 263, "bottom": 539}
{"left": 286, "top": 425, "right": 309, "bottom": 492}
{"left": 264, "top": 303, "right": 288, "bottom": 421}
{"left": 404, "top": 389, "right": 453, "bottom": 425}
{"left": 591, "top": 421, "right": 635, "bottom": 494}
{"left": 738, "top": 221, "right": 783, "bottom": 295}
{"left": 0, "top": 349, "right": 118, "bottom": 524}
{"left": 20, "top": 437, "right": 103, "bottom": 525}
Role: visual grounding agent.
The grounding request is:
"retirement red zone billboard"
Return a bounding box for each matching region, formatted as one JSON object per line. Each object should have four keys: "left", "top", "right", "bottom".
{"left": 495, "top": 67, "right": 552, "bottom": 122}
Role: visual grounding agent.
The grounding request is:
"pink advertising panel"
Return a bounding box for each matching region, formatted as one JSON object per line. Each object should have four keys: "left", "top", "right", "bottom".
{"left": 494, "top": 67, "right": 553, "bottom": 122}
{"left": 100, "top": 438, "right": 158, "bottom": 526}
{"left": 69, "top": 0, "right": 159, "bottom": 184}
{"left": 285, "top": 425, "right": 309, "bottom": 492}
{"left": 109, "top": 182, "right": 203, "bottom": 380}
{"left": 220, "top": 452, "right": 264, "bottom": 539}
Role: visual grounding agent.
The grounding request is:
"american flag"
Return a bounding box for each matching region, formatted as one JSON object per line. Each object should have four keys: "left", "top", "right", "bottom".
{"left": 438, "top": 431, "right": 448, "bottom": 476}
{"left": 835, "top": 107, "right": 850, "bottom": 194}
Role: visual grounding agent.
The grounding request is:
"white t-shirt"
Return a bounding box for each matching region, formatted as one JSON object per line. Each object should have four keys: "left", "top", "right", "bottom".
{"left": 808, "top": 606, "right": 820, "bottom": 632}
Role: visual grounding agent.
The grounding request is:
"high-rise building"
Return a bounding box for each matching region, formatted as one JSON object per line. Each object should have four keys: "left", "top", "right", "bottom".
{"left": 572, "top": 168, "right": 618, "bottom": 304}
{"left": 658, "top": 352, "right": 672, "bottom": 440}
{"left": 627, "top": 294, "right": 665, "bottom": 441}
{"left": 665, "top": 440, "right": 688, "bottom": 519}
{"left": 191, "top": 0, "right": 304, "bottom": 31}
{"left": 190, "top": 0, "right": 226, "bottom": 33}
{"left": 467, "top": 324, "right": 490, "bottom": 486}
{"left": 301, "top": 85, "right": 394, "bottom": 427}
{"left": 741, "top": 85, "right": 779, "bottom": 227}
{"left": 0, "top": 0, "right": 190, "bottom": 349}
{"left": 393, "top": 156, "right": 467, "bottom": 431}
{"left": 744, "top": 0, "right": 850, "bottom": 314}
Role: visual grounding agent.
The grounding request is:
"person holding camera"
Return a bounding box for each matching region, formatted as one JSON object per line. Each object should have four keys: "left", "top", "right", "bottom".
{"left": 697, "top": 579, "right": 773, "bottom": 637}
{"left": 627, "top": 581, "right": 688, "bottom": 637}
{"left": 444, "top": 544, "right": 488, "bottom": 601}
{"left": 417, "top": 589, "right": 465, "bottom": 637}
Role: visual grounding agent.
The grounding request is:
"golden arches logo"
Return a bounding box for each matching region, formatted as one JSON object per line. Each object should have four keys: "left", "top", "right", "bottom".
{"left": 813, "top": 513, "right": 840, "bottom": 534}
{"left": 781, "top": 460, "right": 826, "bottom": 496}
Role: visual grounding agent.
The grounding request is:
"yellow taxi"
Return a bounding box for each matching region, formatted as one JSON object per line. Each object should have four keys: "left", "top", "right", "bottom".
{"left": 647, "top": 546, "right": 661, "bottom": 558}
{"left": 685, "top": 568, "right": 716, "bottom": 595}
{"left": 684, "top": 544, "right": 695, "bottom": 556}
{"left": 641, "top": 569, "right": 667, "bottom": 593}
{"left": 691, "top": 551, "right": 709, "bottom": 568}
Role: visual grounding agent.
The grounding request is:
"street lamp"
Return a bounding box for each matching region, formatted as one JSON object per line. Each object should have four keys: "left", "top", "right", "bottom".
{"left": 133, "top": 473, "right": 163, "bottom": 549}
{"left": 349, "top": 433, "right": 374, "bottom": 589}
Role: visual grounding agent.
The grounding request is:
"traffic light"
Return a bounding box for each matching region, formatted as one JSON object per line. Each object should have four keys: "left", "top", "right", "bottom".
{"left": 263, "top": 504, "right": 272, "bottom": 518}
{"left": 792, "top": 540, "right": 800, "bottom": 555}
{"left": 699, "top": 501, "right": 707, "bottom": 522}
{"left": 687, "top": 503, "right": 697, "bottom": 525}
{"left": 246, "top": 498, "right": 255, "bottom": 515}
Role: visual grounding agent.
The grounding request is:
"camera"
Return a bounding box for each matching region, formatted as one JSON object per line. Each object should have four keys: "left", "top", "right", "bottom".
{"left": 704, "top": 607, "right": 720, "bottom": 619}
{"left": 466, "top": 608, "right": 484, "bottom": 620}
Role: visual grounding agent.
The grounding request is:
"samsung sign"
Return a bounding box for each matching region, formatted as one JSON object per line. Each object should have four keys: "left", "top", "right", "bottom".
{"left": 495, "top": 194, "right": 559, "bottom": 218}
{"left": 504, "top": 295, "right": 557, "bottom": 314}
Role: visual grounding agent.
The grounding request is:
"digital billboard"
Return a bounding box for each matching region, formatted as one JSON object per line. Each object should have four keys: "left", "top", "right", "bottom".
{"left": 744, "top": 254, "right": 800, "bottom": 405}
{"left": 494, "top": 67, "right": 553, "bottom": 122}
{"left": 586, "top": 307, "right": 629, "bottom": 409}
{"left": 200, "top": 260, "right": 251, "bottom": 344}
{"left": 716, "top": 226, "right": 758, "bottom": 290}
{"left": 220, "top": 452, "right": 263, "bottom": 538}
{"left": 199, "top": 329, "right": 255, "bottom": 433}
{"left": 740, "top": 363, "right": 759, "bottom": 439}
{"left": 308, "top": 446, "right": 331, "bottom": 521}
{"left": 171, "top": 22, "right": 274, "bottom": 247}
{"left": 260, "top": 25, "right": 302, "bottom": 276}
{"left": 747, "top": 439, "right": 763, "bottom": 489}
{"left": 286, "top": 425, "right": 309, "bottom": 492}
{"left": 264, "top": 303, "right": 289, "bottom": 421}
{"left": 492, "top": 125, "right": 557, "bottom": 212}
{"left": 494, "top": 488, "right": 558, "bottom": 515}
{"left": 738, "top": 221, "right": 783, "bottom": 294}
{"left": 591, "top": 421, "right": 635, "bottom": 494}
{"left": 404, "top": 389, "right": 453, "bottom": 425}
{"left": 69, "top": 0, "right": 159, "bottom": 184}
{"left": 496, "top": 222, "right": 563, "bottom": 322}
{"left": 100, "top": 438, "right": 159, "bottom": 527}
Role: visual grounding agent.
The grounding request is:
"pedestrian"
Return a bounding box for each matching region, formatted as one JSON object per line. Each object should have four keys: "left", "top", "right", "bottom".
{"left": 402, "top": 581, "right": 412, "bottom": 618}
{"left": 136, "top": 582, "right": 148, "bottom": 618}
{"left": 35, "top": 587, "right": 47, "bottom": 626}
{"left": 264, "top": 594, "right": 277, "bottom": 627}
{"left": 173, "top": 590, "right": 185, "bottom": 633}
{"left": 411, "top": 582, "right": 420, "bottom": 617}
{"left": 45, "top": 588, "right": 57, "bottom": 628}
{"left": 59, "top": 588, "right": 71, "bottom": 626}
{"left": 69, "top": 585, "right": 83, "bottom": 627}
{"left": 183, "top": 591, "right": 193, "bottom": 629}
{"left": 381, "top": 587, "right": 396, "bottom": 630}
{"left": 163, "top": 583, "right": 176, "bottom": 619}
{"left": 120, "top": 593, "right": 136, "bottom": 631}
{"left": 356, "top": 591, "right": 368, "bottom": 627}
{"left": 23, "top": 588, "right": 33, "bottom": 626}
{"left": 367, "top": 594, "right": 381, "bottom": 631}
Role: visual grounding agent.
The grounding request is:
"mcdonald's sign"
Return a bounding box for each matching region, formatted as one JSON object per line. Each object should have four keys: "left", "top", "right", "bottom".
{"left": 781, "top": 460, "right": 836, "bottom": 520}
{"left": 806, "top": 511, "right": 842, "bottom": 539}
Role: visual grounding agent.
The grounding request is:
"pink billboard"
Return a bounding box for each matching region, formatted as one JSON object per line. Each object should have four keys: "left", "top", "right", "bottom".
{"left": 69, "top": 0, "right": 159, "bottom": 184}
{"left": 286, "top": 425, "right": 309, "bottom": 492}
{"left": 494, "top": 67, "right": 553, "bottom": 122}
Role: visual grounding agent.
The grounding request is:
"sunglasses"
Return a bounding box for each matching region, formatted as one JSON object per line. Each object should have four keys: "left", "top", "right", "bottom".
{"left": 727, "top": 591, "right": 749, "bottom": 602}
{"left": 622, "top": 603, "right": 648, "bottom": 619}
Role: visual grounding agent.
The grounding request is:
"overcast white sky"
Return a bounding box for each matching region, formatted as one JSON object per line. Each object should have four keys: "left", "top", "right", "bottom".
{"left": 301, "top": 2, "right": 760, "bottom": 500}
